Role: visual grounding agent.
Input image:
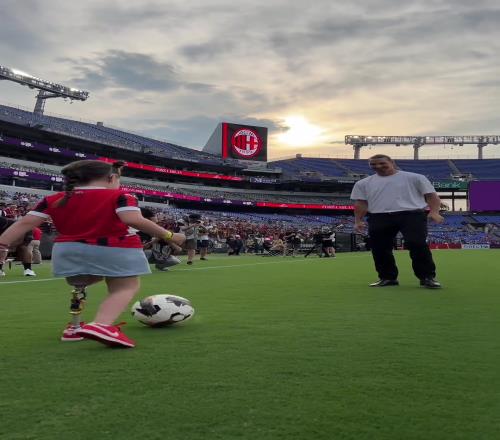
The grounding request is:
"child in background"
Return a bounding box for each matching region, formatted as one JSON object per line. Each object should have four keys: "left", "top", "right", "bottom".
{"left": 0, "top": 160, "right": 184, "bottom": 348}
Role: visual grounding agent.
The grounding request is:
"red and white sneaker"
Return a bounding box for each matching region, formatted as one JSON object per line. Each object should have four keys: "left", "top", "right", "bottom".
{"left": 76, "top": 322, "right": 135, "bottom": 348}
{"left": 61, "top": 322, "right": 85, "bottom": 342}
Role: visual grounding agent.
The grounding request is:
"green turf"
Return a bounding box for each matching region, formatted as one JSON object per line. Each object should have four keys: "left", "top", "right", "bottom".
{"left": 1, "top": 251, "right": 499, "bottom": 440}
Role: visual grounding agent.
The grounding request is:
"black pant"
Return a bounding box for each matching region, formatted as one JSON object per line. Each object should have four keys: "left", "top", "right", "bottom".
{"left": 367, "top": 210, "right": 436, "bottom": 280}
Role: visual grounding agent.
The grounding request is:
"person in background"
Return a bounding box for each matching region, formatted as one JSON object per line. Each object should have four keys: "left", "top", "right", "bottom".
{"left": 270, "top": 236, "right": 285, "bottom": 254}
{"left": 198, "top": 222, "right": 211, "bottom": 260}
{"left": 180, "top": 213, "right": 201, "bottom": 265}
{"left": 140, "top": 207, "right": 182, "bottom": 271}
{"left": 28, "top": 227, "right": 43, "bottom": 265}
{"left": 4, "top": 204, "right": 18, "bottom": 219}
{"left": 254, "top": 234, "right": 265, "bottom": 254}
{"left": 0, "top": 216, "right": 36, "bottom": 277}
{"left": 327, "top": 229, "right": 336, "bottom": 258}
{"left": 320, "top": 227, "right": 334, "bottom": 258}
{"left": 304, "top": 228, "right": 323, "bottom": 258}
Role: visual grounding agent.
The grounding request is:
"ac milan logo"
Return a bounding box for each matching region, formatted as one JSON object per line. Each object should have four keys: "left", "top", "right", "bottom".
{"left": 231, "top": 129, "right": 262, "bottom": 158}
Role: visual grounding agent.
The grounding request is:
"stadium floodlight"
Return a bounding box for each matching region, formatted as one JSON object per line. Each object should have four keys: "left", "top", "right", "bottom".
{"left": 0, "top": 64, "right": 89, "bottom": 115}
{"left": 345, "top": 135, "right": 500, "bottom": 160}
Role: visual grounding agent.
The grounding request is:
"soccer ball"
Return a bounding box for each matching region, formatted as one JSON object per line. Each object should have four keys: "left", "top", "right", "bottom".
{"left": 131, "top": 294, "right": 195, "bottom": 327}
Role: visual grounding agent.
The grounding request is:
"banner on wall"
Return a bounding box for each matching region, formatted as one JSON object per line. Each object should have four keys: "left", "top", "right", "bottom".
{"left": 461, "top": 244, "right": 490, "bottom": 249}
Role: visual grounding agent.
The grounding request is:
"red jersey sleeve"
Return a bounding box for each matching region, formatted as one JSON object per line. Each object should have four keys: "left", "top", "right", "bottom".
{"left": 115, "top": 192, "right": 140, "bottom": 213}
{"left": 28, "top": 197, "right": 52, "bottom": 219}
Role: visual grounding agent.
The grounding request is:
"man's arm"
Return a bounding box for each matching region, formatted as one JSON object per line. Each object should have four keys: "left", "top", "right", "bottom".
{"left": 424, "top": 192, "right": 444, "bottom": 224}
{"left": 353, "top": 200, "right": 368, "bottom": 233}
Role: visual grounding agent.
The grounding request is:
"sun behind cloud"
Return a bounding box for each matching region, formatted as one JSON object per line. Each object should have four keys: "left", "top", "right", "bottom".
{"left": 278, "top": 116, "right": 325, "bottom": 147}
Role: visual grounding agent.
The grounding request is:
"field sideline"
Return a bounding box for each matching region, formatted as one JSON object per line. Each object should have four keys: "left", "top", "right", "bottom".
{"left": 1, "top": 250, "right": 499, "bottom": 440}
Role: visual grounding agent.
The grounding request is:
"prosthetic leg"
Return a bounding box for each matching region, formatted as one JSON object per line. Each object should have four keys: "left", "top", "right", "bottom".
{"left": 70, "top": 286, "right": 87, "bottom": 326}
{"left": 61, "top": 275, "right": 103, "bottom": 342}
{"left": 61, "top": 285, "right": 87, "bottom": 341}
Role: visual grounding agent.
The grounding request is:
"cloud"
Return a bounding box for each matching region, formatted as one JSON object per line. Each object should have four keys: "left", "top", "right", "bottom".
{"left": 88, "top": 2, "right": 170, "bottom": 28}
{"left": 180, "top": 41, "right": 236, "bottom": 61}
{"left": 67, "top": 50, "right": 180, "bottom": 91}
{"left": 0, "top": 0, "right": 48, "bottom": 54}
{"left": 1, "top": 0, "right": 500, "bottom": 159}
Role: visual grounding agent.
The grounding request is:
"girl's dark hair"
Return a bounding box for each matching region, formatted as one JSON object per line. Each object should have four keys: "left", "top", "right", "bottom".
{"left": 55, "top": 160, "right": 125, "bottom": 207}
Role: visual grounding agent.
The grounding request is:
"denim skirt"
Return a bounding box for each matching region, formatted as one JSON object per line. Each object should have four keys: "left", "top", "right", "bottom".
{"left": 52, "top": 242, "right": 151, "bottom": 277}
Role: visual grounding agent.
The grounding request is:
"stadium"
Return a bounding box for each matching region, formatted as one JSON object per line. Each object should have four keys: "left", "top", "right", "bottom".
{"left": 1, "top": 48, "right": 500, "bottom": 440}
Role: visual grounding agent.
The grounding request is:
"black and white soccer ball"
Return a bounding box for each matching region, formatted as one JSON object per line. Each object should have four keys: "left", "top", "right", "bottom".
{"left": 131, "top": 294, "right": 194, "bottom": 327}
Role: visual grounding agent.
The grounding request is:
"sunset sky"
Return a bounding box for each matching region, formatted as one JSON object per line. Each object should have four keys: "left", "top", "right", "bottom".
{"left": 1, "top": 0, "right": 500, "bottom": 159}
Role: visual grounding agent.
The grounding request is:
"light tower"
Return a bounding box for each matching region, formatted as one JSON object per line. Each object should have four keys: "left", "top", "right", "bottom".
{"left": 345, "top": 135, "right": 500, "bottom": 159}
{"left": 0, "top": 65, "right": 89, "bottom": 115}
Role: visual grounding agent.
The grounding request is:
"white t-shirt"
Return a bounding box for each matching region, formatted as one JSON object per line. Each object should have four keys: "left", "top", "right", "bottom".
{"left": 182, "top": 224, "right": 198, "bottom": 240}
{"left": 350, "top": 171, "right": 436, "bottom": 213}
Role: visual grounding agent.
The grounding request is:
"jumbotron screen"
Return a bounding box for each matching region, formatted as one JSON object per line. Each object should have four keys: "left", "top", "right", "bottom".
{"left": 222, "top": 123, "right": 268, "bottom": 161}
{"left": 469, "top": 181, "right": 500, "bottom": 211}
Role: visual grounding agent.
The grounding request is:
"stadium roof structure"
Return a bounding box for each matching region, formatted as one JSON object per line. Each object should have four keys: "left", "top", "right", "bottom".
{"left": 0, "top": 64, "right": 89, "bottom": 116}
{"left": 345, "top": 135, "right": 500, "bottom": 160}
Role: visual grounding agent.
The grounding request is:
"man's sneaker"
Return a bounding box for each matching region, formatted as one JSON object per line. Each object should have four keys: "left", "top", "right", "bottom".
{"left": 0, "top": 270, "right": 5, "bottom": 277}
{"left": 369, "top": 279, "right": 399, "bottom": 287}
{"left": 187, "top": 261, "right": 193, "bottom": 265}
{"left": 200, "top": 257, "right": 207, "bottom": 261}
{"left": 76, "top": 322, "right": 135, "bottom": 348}
{"left": 61, "top": 323, "right": 85, "bottom": 342}
{"left": 24, "top": 269, "right": 36, "bottom": 277}
{"left": 420, "top": 278, "right": 442, "bottom": 289}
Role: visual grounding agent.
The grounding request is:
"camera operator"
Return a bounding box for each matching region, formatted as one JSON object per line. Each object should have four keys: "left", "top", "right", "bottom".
{"left": 304, "top": 228, "right": 323, "bottom": 258}
{"left": 319, "top": 226, "right": 336, "bottom": 258}
{"left": 227, "top": 234, "right": 243, "bottom": 256}
{"left": 284, "top": 230, "right": 301, "bottom": 257}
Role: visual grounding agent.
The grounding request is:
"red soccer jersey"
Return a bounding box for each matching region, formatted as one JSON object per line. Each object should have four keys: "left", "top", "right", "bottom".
{"left": 32, "top": 227, "right": 42, "bottom": 240}
{"left": 29, "top": 188, "right": 142, "bottom": 248}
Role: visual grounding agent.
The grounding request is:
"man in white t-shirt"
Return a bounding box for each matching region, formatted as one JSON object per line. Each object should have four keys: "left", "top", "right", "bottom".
{"left": 350, "top": 154, "right": 444, "bottom": 289}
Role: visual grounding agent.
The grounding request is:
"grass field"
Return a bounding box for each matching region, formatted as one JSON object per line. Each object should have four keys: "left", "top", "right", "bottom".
{"left": 1, "top": 250, "right": 499, "bottom": 440}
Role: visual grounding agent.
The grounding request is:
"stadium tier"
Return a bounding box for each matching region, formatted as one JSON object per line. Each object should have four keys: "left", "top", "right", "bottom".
{"left": 271, "top": 157, "right": 500, "bottom": 181}
{"left": 0, "top": 158, "right": 351, "bottom": 207}
{"left": 0, "top": 104, "right": 229, "bottom": 165}
{"left": 471, "top": 215, "right": 500, "bottom": 223}
{"left": 274, "top": 157, "right": 346, "bottom": 177}
{"left": 452, "top": 159, "right": 500, "bottom": 179}
{"left": 392, "top": 159, "right": 455, "bottom": 180}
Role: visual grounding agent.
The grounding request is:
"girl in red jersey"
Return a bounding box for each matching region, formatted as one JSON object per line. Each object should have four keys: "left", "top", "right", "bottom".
{"left": 0, "top": 160, "right": 184, "bottom": 348}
